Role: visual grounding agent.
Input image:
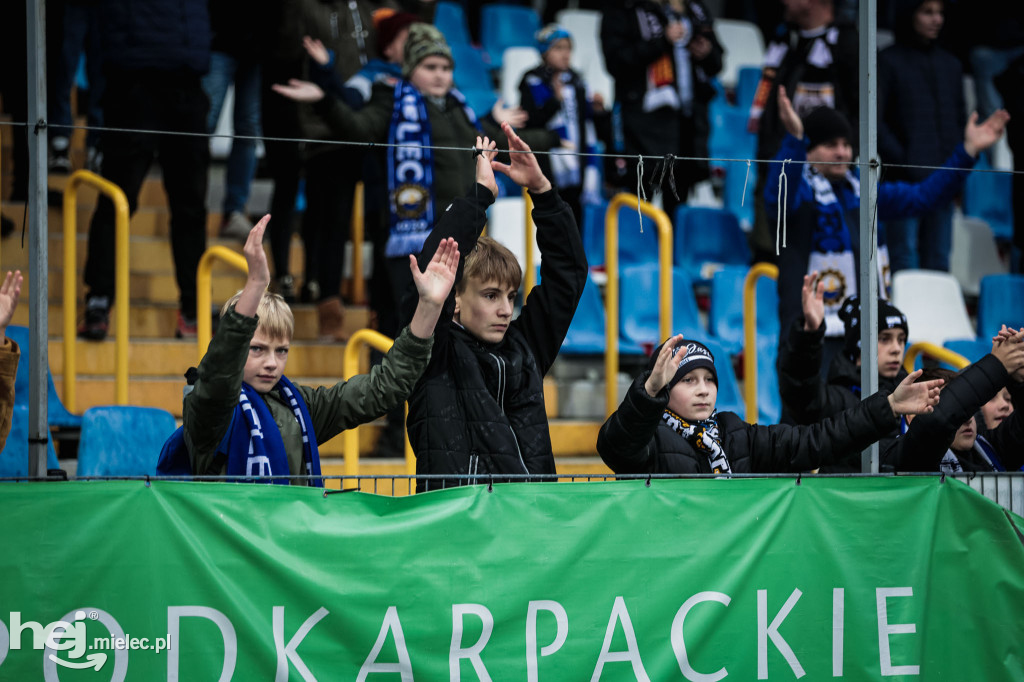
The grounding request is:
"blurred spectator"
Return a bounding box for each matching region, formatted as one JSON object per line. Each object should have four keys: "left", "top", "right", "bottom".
{"left": 955, "top": 0, "right": 1024, "bottom": 120}
{"left": 77, "top": 0, "right": 211, "bottom": 341}
{"left": 518, "top": 23, "right": 605, "bottom": 228}
{"left": 746, "top": 0, "right": 859, "bottom": 263}
{"left": 203, "top": 0, "right": 265, "bottom": 241}
{"left": 994, "top": 53, "right": 1024, "bottom": 272}
{"left": 0, "top": 271, "right": 23, "bottom": 453}
{"left": 47, "top": 0, "right": 105, "bottom": 175}
{"left": 0, "top": 1, "right": 28, "bottom": 238}
{"left": 601, "top": 0, "right": 723, "bottom": 221}
{"left": 878, "top": 0, "right": 966, "bottom": 273}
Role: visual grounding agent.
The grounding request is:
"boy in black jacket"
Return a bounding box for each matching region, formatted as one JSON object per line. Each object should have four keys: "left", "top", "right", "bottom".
{"left": 598, "top": 334, "right": 942, "bottom": 475}
{"left": 403, "top": 123, "right": 587, "bottom": 491}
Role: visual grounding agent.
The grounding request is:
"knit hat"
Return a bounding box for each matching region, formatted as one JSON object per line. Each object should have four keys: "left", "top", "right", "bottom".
{"left": 648, "top": 339, "right": 718, "bottom": 389}
{"left": 837, "top": 295, "right": 910, "bottom": 361}
{"left": 402, "top": 23, "right": 453, "bottom": 78}
{"left": 802, "top": 106, "right": 852, "bottom": 150}
{"left": 536, "top": 23, "right": 572, "bottom": 54}
{"left": 376, "top": 11, "right": 420, "bottom": 55}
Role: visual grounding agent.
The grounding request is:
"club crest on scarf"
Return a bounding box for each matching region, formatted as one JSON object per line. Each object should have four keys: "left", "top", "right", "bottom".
{"left": 662, "top": 408, "right": 732, "bottom": 475}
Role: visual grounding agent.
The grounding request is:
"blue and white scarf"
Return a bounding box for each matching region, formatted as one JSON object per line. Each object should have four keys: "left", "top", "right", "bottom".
{"left": 386, "top": 80, "right": 480, "bottom": 257}
{"left": 225, "top": 377, "right": 323, "bottom": 486}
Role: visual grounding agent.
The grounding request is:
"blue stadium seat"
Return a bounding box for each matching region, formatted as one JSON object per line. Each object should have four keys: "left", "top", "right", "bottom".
{"left": 479, "top": 4, "right": 540, "bottom": 70}
{"left": 7, "top": 325, "right": 82, "bottom": 430}
{"left": 708, "top": 265, "right": 778, "bottom": 356}
{"left": 673, "top": 206, "right": 752, "bottom": 286}
{"left": 581, "top": 200, "right": 608, "bottom": 267}
{"left": 77, "top": 406, "right": 178, "bottom": 477}
{"left": 734, "top": 65, "right": 762, "bottom": 111}
{"left": 0, "top": 404, "right": 60, "bottom": 477}
{"left": 708, "top": 105, "right": 757, "bottom": 163}
{"left": 977, "top": 273, "right": 1024, "bottom": 339}
{"left": 755, "top": 335, "right": 781, "bottom": 424}
{"left": 460, "top": 88, "right": 499, "bottom": 118}
{"left": 619, "top": 264, "right": 706, "bottom": 351}
{"left": 702, "top": 337, "right": 745, "bottom": 416}
{"left": 451, "top": 44, "right": 494, "bottom": 93}
{"left": 722, "top": 158, "right": 757, "bottom": 229}
{"left": 964, "top": 157, "right": 1013, "bottom": 242}
{"left": 943, "top": 338, "right": 990, "bottom": 365}
{"left": 587, "top": 199, "right": 661, "bottom": 268}
{"left": 434, "top": 1, "right": 473, "bottom": 48}
{"left": 560, "top": 272, "right": 608, "bottom": 355}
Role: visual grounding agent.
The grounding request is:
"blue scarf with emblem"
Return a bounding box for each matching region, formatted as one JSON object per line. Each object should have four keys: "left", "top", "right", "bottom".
{"left": 386, "top": 80, "right": 480, "bottom": 257}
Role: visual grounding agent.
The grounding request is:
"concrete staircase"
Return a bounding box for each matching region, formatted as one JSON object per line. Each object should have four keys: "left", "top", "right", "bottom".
{"left": 1, "top": 127, "right": 610, "bottom": 478}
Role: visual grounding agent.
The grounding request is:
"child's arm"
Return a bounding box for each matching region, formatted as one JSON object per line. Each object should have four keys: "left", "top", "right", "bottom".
{"left": 182, "top": 217, "right": 271, "bottom": 475}
{"left": 0, "top": 270, "right": 22, "bottom": 453}
{"left": 597, "top": 337, "right": 684, "bottom": 473}
{"left": 272, "top": 78, "right": 391, "bottom": 143}
{"left": 301, "top": 239, "right": 460, "bottom": 441}
{"left": 492, "top": 121, "right": 588, "bottom": 374}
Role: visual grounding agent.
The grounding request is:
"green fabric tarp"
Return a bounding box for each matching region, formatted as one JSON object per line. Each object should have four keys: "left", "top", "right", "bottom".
{"left": 0, "top": 477, "right": 1022, "bottom": 680}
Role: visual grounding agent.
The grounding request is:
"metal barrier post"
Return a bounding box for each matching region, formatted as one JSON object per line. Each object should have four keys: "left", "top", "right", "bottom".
{"left": 604, "top": 194, "right": 673, "bottom": 416}
{"left": 196, "top": 246, "right": 248, "bottom": 365}
{"left": 351, "top": 181, "right": 365, "bottom": 305}
{"left": 903, "top": 342, "right": 969, "bottom": 373}
{"left": 342, "top": 329, "right": 409, "bottom": 477}
{"left": 524, "top": 188, "right": 536, "bottom": 295}
{"left": 63, "top": 170, "right": 131, "bottom": 409}
{"left": 742, "top": 263, "right": 778, "bottom": 423}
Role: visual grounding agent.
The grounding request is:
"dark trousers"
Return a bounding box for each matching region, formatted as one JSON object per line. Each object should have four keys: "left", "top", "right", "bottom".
{"left": 260, "top": 65, "right": 303, "bottom": 280}
{"left": 303, "top": 148, "right": 360, "bottom": 301}
{"left": 84, "top": 70, "right": 209, "bottom": 318}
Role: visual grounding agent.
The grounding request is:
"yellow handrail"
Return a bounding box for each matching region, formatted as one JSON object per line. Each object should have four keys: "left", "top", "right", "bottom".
{"left": 523, "top": 188, "right": 536, "bottom": 295}
{"left": 903, "top": 342, "right": 970, "bottom": 373}
{"left": 196, "top": 246, "right": 248, "bottom": 365}
{"left": 742, "top": 263, "right": 779, "bottom": 423}
{"left": 341, "top": 329, "right": 414, "bottom": 478}
{"left": 604, "top": 193, "right": 673, "bottom": 417}
{"left": 350, "top": 181, "right": 365, "bottom": 305}
{"left": 63, "top": 170, "right": 131, "bottom": 410}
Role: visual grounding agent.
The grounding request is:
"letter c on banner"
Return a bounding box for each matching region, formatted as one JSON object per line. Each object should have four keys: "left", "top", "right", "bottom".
{"left": 44, "top": 607, "right": 129, "bottom": 682}
{"left": 526, "top": 600, "right": 568, "bottom": 682}
{"left": 671, "top": 592, "right": 731, "bottom": 682}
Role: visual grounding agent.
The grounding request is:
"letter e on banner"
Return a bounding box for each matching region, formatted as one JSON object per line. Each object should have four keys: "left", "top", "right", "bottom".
{"left": 876, "top": 588, "right": 920, "bottom": 676}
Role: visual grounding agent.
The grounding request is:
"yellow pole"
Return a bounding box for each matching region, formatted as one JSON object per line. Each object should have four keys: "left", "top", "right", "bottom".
{"left": 196, "top": 246, "right": 248, "bottom": 366}
{"left": 903, "top": 342, "right": 969, "bottom": 373}
{"left": 524, "top": 187, "right": 536, "bottom": 295}
{"left": 742, "top": 263, "right": 778, "bottom": 423}
{"left": 62, "top": 170, "right": 130, "bottom": 410}
{"left": 351, "top": 181, "right": 365, "bottom": 305}
{"left": 341, "top": 328, "right": 396, "bottom": 477}
{"left": 604, "top": 193, "right": 673, "bottom": 416}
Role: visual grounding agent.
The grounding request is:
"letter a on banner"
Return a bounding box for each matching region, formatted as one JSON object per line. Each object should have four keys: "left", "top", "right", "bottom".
{"left": 591, "top": 597, "right": 650, "bottom": 681}
{"left": 357, "top": 606, "right": 414, "bottom": 682}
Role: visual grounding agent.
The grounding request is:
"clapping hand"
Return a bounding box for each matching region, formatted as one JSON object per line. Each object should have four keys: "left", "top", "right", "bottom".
{"left": 964, "top": 109, "right": 1010, "bottom": 157}
{"left": 644, "top": 333, "right": 684, "bottom": 397}
{"left": 491, "top": 120, "right": 552, "bottom": 193}
{"left": 0, "top": 270, "right": 23, "bottom": 341}
{"left": 777, "top": 86, "right": 803, "bottom": 140}
{"left": 411, "top": 237, "right": 460, "bottom": 308}
{"left": 801, "top": 271, "right": 825, "bottom": 331}
{"left": 474, "top": 136, "right": 499, "bottom": 198}
{"left": 888, "top": 369, "right": 943, "bottom": 416}
{"left": 272, "top": 79, "right": 326, "bottom": 103}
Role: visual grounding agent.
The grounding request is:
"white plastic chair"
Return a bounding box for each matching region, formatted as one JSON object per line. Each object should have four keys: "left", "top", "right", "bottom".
{"left": 485, "top": 196, "right": 540, "bottom": 271}
{"left": 500, "top": 46, "right": 542, "bottom": 109}
{"left": 950, "top": 209, "right": 1007, "bottom": 297}
{"left": 891, "top": 269, "right": 977, "bottom": 347}
{"left": 714, "top": 19, "right": 765, "bottom": 90}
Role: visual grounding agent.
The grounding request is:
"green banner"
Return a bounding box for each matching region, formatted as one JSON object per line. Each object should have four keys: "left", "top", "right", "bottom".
{"left": 1, "top": 477, "right": 1022, "bottom": 681}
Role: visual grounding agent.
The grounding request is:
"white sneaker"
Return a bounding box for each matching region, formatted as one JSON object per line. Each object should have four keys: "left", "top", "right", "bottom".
{"left": 219, "top": 211, "right": 251, "bottom": 241}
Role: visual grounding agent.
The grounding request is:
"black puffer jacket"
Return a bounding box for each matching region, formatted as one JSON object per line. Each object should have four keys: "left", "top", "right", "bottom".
{"left": 100, "top": 0, "right": 210, "bottom": 73}
{"left": 883, "top": 354, "right": 1024, "bottom": 472}
{"left": 778, "top": 318, "right": 907, "bottom": 471}
{"left": 598, "top": 372, "right": 900, "bottom": 474}
{"left": 405, "top": 184, "right": 587, "bottom": 491}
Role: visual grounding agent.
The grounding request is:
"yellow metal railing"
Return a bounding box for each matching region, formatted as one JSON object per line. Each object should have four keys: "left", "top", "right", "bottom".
{"left": 742, "top": 263, "right": 779, "bottom": 423}
{"left": 350, "top": 181, "right": 365, "bottom": 305}
{"left": 523, "top": 188, "right": 536, "bottom": 295}
{"left": 196, "top": 246, "right": 248, "bottom": 364}
{"left": 63, "top": 170, "right": 131, "bottom": 410}
{"left": 341, "top": 329, "right": 414, "bottom": 479}
{"left": 604, "top": 194, "right": 673, "bottom": 417}
{"left": 903, "top": 342, "right": 970, "bottom": 373}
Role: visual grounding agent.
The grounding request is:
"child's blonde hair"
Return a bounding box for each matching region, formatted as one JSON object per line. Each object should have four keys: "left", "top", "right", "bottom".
{"left": 221, "top": 290, "right": 295, "bottom": 341}
{"left": 456, "top": 236, "right": 522, "bottom": 294}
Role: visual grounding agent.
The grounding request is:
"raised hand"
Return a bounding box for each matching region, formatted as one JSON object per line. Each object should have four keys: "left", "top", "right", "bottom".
{"left": 889, "top": 369, "right": 943, "bottom": 416}
{"left": 777, "top": 86, "right": 803, "bottom": 140}
{"left": 272, "top": 79, "right": 325, "bottom": 103}
{"left": 302, "top": 36, "right": 330, "bottom": 66}
{"left": 964, "top": 109, "right": 1010, "bottom": 157}
{"left": 235, "top": 215, "right": 272, "bottom": 318}
{"left": 644, "top": 334, "right": 685, "bottom": 397}
{"left": 491, "top": 99, "right": 529, "bottom": 128}
{"left": 491, "top": 120, "right": 552, "bottom": 193}
{"left": 801, "top": 271, "right": 825, "bottom": 331}
{"left": 474, "top": 136, "right": 499, "bottom": 198}
{"left": 411, "top": 237, "right": 460, "bottom": 307}
{"left": 0, "top": 270, "right": 23, "bottom": 340}
{"left": 991, "top": 327, "right": 1024, "bottom": 376}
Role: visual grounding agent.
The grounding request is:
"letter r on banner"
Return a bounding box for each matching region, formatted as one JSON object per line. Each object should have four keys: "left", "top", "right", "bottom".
{"left": 450, "top": 604, "right": 494, "bottom": 681}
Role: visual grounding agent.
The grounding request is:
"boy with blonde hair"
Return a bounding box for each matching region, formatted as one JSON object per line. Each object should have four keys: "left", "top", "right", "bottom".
{"left": 159, "top": 215, "right": 460, "bottom": 484}
{"left": 403, "top": 124, "right": 587, "bottom": 491}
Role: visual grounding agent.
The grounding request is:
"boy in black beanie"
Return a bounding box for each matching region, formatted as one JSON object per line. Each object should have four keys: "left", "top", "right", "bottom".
{"left": 598, "top": 333, "right": 943, "bottom": 475}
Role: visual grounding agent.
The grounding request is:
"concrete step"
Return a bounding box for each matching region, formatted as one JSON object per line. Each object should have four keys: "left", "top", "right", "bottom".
{"left": 11, "top": 301, "right": 372, "bottom": 340}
